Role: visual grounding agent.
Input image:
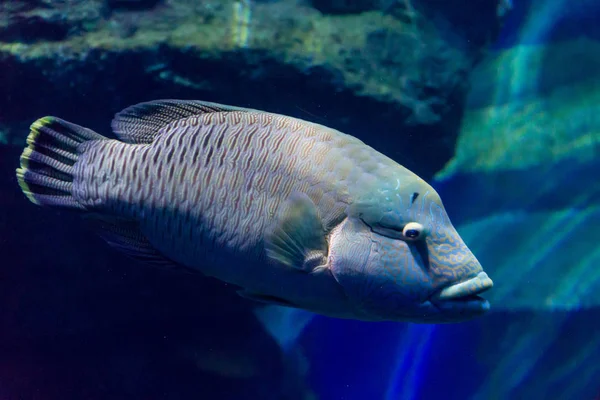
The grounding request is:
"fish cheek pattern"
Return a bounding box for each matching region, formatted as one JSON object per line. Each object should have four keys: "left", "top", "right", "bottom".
{"left": 367, "top": 236, "right": 434, "bottom": 309}
{"left": 332, "top": 219, "right": 431, "bottom": 317}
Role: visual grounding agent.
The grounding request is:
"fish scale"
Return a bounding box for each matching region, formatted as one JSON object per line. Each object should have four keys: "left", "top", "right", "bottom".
{"left": 85, "top": 112, "right": 343, "bottom": 272}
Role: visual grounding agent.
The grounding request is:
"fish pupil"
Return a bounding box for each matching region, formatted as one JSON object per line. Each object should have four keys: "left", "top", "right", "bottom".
{"left": 404, "top": 229, "right": 420, "bottom": 238}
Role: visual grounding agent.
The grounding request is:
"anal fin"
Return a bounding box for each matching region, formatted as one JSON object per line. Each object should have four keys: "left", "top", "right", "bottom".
{"left": 83, "top": 214, "right": 193, "bottom": 272}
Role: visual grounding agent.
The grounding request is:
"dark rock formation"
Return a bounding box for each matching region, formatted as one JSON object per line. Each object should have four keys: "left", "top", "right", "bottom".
{"left": 0, "top": 1, "right": 105, "bottom": 43}
{"left": 0, "top": 0, "right": 507, "bottom": 179}
{"left": 107, "top": 0, "right": 163, "bottom": 11}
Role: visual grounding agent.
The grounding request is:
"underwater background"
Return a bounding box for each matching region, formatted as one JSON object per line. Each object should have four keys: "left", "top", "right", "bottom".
{"left": 1, "top": 0, "right": 599, "bottom": 399}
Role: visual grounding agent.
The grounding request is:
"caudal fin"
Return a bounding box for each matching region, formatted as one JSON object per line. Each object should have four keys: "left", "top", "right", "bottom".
{"left": 16, "top": 116, "right": 107, "bottom": 209}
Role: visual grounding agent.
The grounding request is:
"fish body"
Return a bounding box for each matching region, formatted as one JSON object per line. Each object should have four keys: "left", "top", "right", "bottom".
{"left": 16, "top": 100, "right": 492, "bottom": 323}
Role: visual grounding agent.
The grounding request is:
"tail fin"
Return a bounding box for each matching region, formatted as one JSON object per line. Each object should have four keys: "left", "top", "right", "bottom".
{"left": 16, "top": 116, "right": 107, "bottom": 209}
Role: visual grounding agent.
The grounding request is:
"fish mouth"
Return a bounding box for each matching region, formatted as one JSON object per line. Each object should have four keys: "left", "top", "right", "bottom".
{"left": 431, "top": 272, "right": 494, "bottom": 305}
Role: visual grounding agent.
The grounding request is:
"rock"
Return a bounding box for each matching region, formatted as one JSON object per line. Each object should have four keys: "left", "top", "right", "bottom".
{"left": 107, "top": 0, "right": 163, "bottom": 11}
{"left": 0, "top": 0, "right": 506, "bottom": 179}
{"left": 0, "top": 1, "right": 105, "bottom": 43}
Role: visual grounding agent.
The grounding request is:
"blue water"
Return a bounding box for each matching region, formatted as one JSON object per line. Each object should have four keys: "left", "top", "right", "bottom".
{"left": 1, "top": 1, "right": 599, "bottom": 399}
{"left": 494, "top": 0, "right": 600, "bottom": 48}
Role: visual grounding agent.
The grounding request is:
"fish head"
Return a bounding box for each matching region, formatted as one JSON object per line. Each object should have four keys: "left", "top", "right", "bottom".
{"left": 329, "top": 172, "right": 493, "bottom": 323}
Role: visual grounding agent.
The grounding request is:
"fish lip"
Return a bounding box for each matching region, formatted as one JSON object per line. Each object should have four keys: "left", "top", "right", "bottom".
{"left": 430, "top": 271, "right": 494, "bottom": 303}
{"left": 427, "top": 296, "right": 491, "bottom": 321}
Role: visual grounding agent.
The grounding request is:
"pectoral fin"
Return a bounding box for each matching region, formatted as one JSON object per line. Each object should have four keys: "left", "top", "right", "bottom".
{"left": 265, "top": 192, "right": 328, "bottom": 271}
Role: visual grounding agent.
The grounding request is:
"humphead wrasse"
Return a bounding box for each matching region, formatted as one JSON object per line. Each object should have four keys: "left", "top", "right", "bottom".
{"left": 16, "top": 99, "right": 493, "bottom": 323}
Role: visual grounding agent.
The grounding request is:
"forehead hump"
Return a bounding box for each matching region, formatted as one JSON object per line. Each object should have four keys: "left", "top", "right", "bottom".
{"left": 347, "top": 152, "right": 445, "bottom": 224}
{"left": 375, "top": 174, "right": 443, "bottom": 224}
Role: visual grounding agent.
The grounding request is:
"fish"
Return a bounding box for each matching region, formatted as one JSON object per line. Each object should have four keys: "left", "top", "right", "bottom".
{"left": 15, "top": 99, "right": 493, "bottom": 323}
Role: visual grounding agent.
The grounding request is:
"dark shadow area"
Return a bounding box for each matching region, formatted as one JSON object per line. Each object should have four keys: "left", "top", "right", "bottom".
{"left": 0, "top": 15, "right": 70, "bottom": 43}
{"left": 0, "top": 146, "right": 308, "bottom": 399}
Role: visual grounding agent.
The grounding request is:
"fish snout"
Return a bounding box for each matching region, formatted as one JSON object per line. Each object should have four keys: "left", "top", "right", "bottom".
{"left": 427, "top": 242, "right": 494, "bottom": 319}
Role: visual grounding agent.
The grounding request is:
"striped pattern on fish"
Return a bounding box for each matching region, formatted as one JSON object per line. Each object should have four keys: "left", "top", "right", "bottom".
{"left": 15, "top": 99, "right": 493, "bottom": 323}
{"left": 78, "top": 112, "right": 375, "bottom": 270}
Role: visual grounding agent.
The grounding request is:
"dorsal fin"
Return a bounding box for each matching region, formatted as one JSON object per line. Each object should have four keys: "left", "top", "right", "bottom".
{"left": 111, "top": 99, "right": 257, "bottom": 144}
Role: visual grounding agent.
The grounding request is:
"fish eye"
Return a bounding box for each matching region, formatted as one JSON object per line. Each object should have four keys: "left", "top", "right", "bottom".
{"left": 403, "top": 222, "right": 424, "bottom": 240}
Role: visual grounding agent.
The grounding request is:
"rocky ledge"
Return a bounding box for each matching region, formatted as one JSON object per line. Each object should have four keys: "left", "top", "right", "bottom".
{"left": 0, "top": 0, "right": 507, "bottom": 179}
